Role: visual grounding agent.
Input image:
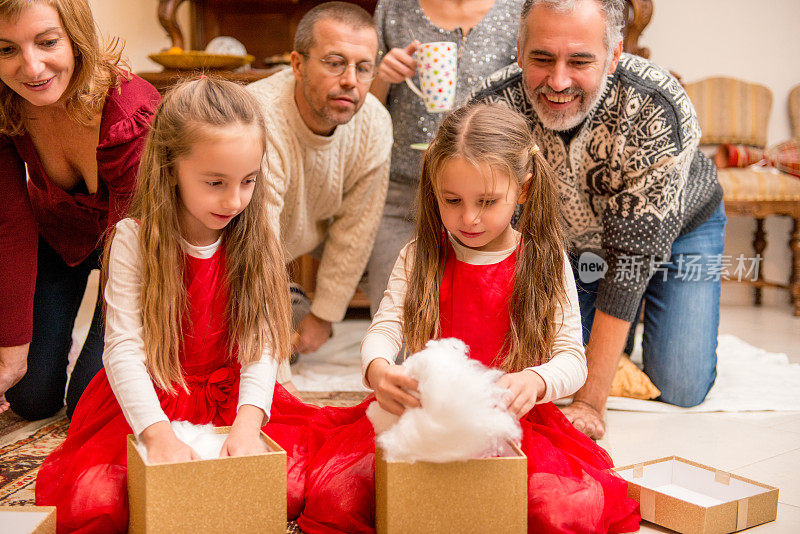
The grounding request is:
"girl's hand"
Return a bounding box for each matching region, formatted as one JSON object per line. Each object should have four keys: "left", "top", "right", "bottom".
{"left": 377, "top": 42, "right": 420, "bottom": 84}
{"left": 366, "top": 358, "right": 421, "bottom": 416}
{"left": 141, "top": 420, "right": 201, "bottom": 464}
{"left": 497, "top": 370, "right": 546, "bottom": 419}
{"left": 220, "top": 404, "right": 268, "bottom": 458}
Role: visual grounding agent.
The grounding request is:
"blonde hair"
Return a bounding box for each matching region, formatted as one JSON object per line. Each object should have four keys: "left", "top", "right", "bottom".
{"left": 103, "top": 77, "right": 292, "bottom": 393}
{"left": 403, "top": 102, "right": 567, "bottom": 371}
{"left": 0, "top": 0, "right": 129, "bottom": 135}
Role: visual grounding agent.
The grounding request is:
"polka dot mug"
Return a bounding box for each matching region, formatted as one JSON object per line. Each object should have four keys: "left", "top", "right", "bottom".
{"left": 404, "top": 41, "right": 458, "bottom": 113}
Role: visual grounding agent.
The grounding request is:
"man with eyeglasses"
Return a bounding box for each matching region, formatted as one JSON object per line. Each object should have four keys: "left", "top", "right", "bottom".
{"left": 248, "top": 2, "right": 392, "bottom": 392}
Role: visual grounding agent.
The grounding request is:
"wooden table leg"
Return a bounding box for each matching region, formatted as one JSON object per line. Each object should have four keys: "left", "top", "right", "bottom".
{"left": 790, "top": 216, "right": 800, "bottom": 316}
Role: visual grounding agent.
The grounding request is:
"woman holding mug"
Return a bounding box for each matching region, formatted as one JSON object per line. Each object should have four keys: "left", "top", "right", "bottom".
{"left": 367, "top": 0, "right": 524, "bottom": 313}
{"left": 0, "top": 0, "right": 160, "bottom": 420}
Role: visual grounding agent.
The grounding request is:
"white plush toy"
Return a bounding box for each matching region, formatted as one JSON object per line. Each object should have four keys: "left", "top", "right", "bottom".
{"left": 136, "top": 421, "right": 227, "bottom": 463}
{"left": 366, "top": 338, "right": 521, "bottom": 463}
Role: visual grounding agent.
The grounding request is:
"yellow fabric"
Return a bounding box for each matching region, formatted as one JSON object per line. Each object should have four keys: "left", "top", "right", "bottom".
{"left": 685, "top": 77, "right": 772, "bottom": 148}
{"left": 610, "top": 355, "right": 661, "bottom": 400}
{"left": 717, "top": 167, "right": 800, "bottom": 201}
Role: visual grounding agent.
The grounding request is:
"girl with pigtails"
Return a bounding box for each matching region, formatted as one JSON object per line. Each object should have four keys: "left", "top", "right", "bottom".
{"left": 361, "top": 102, "right": 641, "bottom": 533}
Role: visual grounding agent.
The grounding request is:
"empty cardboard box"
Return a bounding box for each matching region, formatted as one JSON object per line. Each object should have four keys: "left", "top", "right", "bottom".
{"left": 615, "top": 456, "right": 778, "bottom": 534}
{"left": 375, "top": 443, "right": 527, "bottom": 533}
{"left": 0, "top": 505, "right": 56, "bottom": 533}
{"left": 127, "top": 427, "right": 286, "bottom": 533}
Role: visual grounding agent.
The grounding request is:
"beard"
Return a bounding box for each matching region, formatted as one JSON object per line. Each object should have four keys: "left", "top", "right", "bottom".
{"left": 525, "top": 63, "right": 611, "bottom": 132}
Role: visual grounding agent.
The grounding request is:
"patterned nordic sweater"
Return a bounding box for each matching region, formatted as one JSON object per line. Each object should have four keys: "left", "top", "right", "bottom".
{"left": 472, "top": 53, "right": 723, "bottom": 323}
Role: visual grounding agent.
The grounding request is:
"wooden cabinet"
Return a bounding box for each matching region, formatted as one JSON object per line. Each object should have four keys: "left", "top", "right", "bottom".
{"left": 158, "top": 0, "right": 377, "bottom": 69}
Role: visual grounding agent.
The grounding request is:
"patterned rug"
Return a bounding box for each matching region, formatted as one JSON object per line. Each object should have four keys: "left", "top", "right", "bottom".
{"left": 0, "top": 391, "right": 369, "bottom": 532}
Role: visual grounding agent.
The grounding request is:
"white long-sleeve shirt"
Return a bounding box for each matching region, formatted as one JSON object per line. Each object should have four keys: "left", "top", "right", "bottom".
{"left": 361, "top": 232, "right": 587, "bottom": 404}
{"left": 103, "top": 218, "right": 278, "bottom": 436}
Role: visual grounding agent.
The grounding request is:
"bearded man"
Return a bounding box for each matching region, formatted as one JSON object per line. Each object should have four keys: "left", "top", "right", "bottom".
{"left": 473, "top": 0, "right": 725, "bottom": 439}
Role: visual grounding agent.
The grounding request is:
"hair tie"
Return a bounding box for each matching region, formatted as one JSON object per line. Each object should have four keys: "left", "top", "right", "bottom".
{"left": 530, "top": 144, "right": 540, "bottom": 157}
{"left": 197, "top": 74, "right": 208, "bottom": 80}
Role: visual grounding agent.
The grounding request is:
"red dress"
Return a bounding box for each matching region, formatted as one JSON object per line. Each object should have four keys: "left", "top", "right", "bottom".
{"left": 35, "top": 248, "right": 316, "bottom": 533}
{"left": 293, "top": 243, "right": 640, "bottom": 533}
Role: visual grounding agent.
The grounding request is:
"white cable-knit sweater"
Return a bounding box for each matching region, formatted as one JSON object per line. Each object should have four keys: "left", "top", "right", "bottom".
{"left": 247, "top": 69, "right": 393, "bottom": 323}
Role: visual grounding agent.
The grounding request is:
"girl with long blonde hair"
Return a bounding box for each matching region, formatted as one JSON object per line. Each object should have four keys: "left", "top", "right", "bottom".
{"left": 361, "top": 102, "right": 640, "bottom": 532}
{"left": 35, "top": 77, "right": 294, "bottom": 533}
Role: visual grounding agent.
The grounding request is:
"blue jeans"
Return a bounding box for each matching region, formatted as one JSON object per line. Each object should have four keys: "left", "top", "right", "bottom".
{"left": 572, "top": 202, "right": 727, "bottom": 407}
{"left": 5, "top": 238, "right": 104, "bottom": 420}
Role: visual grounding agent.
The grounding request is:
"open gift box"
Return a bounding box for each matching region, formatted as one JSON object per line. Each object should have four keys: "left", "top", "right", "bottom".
{"left": 615, "top": 456, "right": 778, "bottom": 534}
{"left": 374, "top": 442, "right": 527, "bottom": 533}
{"left": 127, "top": 426, "right": 286, "bottom": 533}
{"left": 0, "top": 506, "right": 56, "bottom": 533}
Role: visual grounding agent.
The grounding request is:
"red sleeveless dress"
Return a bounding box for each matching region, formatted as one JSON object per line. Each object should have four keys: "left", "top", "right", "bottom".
{"left": 34, "top": 248, "right": 317, "bottom": 533}
{"left": 292, "top": 243, "right": 640, "bottom": 533}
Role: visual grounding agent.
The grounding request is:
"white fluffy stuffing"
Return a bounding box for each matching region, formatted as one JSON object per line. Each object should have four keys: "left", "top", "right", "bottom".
{"left": 366, "top": 338, "right": 521, "bottom": 463}
{"left": 136, "top": 421, "right": 227, "bottom": 464}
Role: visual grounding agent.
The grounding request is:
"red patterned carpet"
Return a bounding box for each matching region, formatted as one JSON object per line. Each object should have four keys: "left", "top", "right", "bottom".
{"left": 0, "top": 416, "right": 69, "bottom": 506}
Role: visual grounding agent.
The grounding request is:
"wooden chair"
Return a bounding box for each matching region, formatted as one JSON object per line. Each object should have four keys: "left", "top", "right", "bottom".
{"left": 684, "top": 77, "right": 800, "bottom": 315}
{"left": 790, "top": 83, "right": 800, "bottom": 139}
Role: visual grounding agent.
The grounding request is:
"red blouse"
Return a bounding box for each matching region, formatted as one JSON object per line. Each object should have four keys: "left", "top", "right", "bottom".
{"left": 0, "top": 74, "right": 160, "bottom": 346}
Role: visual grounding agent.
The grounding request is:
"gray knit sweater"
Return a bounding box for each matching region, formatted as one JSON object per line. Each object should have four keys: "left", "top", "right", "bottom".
{"left": 472, "top": 53, "right": 723, "bottom": 322}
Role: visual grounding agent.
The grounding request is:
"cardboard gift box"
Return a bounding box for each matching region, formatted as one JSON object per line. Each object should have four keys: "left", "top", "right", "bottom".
{"left": 616, "top": 456, "right": 778, "bottom": 534}
{"left": 375, "top": 442, "right": 527, "bottom": 533}
{"left": 127, "top": 426, "right": 286, "bottom": 533}
{"left": 0, "top": 505, "right": 56, "bottom": 533}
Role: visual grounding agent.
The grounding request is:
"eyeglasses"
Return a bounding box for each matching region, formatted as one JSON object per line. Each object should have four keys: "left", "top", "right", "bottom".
{"left": 304, "top": 53, "right": 377, "bottom": 83}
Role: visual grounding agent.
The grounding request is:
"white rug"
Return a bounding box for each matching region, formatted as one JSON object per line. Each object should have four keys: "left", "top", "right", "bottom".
{"left": 606, "top": 334, "right": 800, "bottom": 412}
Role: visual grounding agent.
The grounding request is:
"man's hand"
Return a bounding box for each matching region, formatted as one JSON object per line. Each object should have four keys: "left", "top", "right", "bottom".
{"left": 366, "top": 358, "right": 420, "bottom": 416}
{"left": 568, "top": 309, "right": 631, "bottom": 440}
{"left": 294, "top": 313, "right": 332, "bottom": 354}
{"left": 282, "top": 380, "right": 300, "bottom": 397}
{"left": 561, "top": 400, "right": 605, "bottom": 440}
{"left": 497, "top": 370, "right": 545, "bottom": 419}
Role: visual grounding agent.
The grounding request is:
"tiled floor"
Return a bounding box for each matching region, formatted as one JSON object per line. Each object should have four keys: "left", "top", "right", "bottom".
{"left": 580, "top": 302, "right": 800, "bottom": 532}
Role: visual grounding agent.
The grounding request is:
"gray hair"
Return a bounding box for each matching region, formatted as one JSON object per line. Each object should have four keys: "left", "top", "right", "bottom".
{"left": 293, "top": 1, "right": 377, "bottom": 55}
{"left": 518, "top": 0, "right": 625, "bottom": 55}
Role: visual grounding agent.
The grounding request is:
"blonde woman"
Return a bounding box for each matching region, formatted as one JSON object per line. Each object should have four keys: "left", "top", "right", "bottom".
{"left": 0, "top": 0, "right": 160, "bottom": 419}
{"left": 36, "top": 77, "right": 293, "bottom": 532}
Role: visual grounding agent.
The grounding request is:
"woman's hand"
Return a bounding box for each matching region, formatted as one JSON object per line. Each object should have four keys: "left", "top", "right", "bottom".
{"left": 220, "top": 404, "right": 268, "bottom": 458}
{"left": 366, "top": 358, "right": 420, "bottom": 416}
{"left": 140, "top": 421, "right": 201, "bottom": 464}
{"left": 497, "top": 370, "right": 546, "bottom": 419}
{"left": 0, "top": 344, "right": 29, "bottom": 414}
{"left": 377, "top": 42, "right": 420, "bottom": 84}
